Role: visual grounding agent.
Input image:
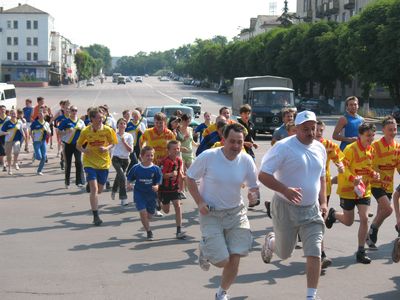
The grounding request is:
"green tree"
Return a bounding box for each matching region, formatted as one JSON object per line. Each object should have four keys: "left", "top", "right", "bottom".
{"left": 75, "top": 50, "right": 96, "bottom": 80}
{"left": 84, "top": 44, "right": 112, "bottom": 74}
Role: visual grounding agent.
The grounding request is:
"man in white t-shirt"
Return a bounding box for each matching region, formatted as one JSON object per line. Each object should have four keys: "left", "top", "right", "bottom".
{"left": 187, "top": 123, "right": 259, "bottom": 300}
{"left": 258, "top": 110, "right": 327, "bottom": 300}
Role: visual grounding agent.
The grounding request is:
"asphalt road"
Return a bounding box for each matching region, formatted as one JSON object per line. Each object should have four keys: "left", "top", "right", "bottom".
{"left": 1, "top": 77, "right": 399, "bottom": 300}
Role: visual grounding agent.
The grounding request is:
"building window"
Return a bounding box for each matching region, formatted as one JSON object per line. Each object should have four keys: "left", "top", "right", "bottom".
{"left": 33, "top": 37, "right": 38, "bottom": 46}
{"left": 7, "top": 52, "right": 12, "bottom": 60}
{"left": 13, "top": 52, "right": 18, "bottom": 61}
{"left": 342, "top": 12, "right": 346, "bottom": 22}
{"left": 7, "top": 37, "right": 12, "bottom": 45}
{"left": 26, "top": 37, "right": 32, "bottom": 46}
{"left": 13, "top": 37, "right": 18, "bottom": 46}
{"left": 27, "top": 53, "right": 32, "bottom": 61}
{"left": 33, "top": 20, "right": 38, "bottom": 29}
{"left": 33, "top": 53, "right": 38, "bottom": 61}
{"left": 26, "top": 20, "right": 31, "bottom": 29}
{"left": 13, "top": 20, "right": 18, "bottom": 29}
{"left": 7, "top": 20, "right": 11, "bottom": 29}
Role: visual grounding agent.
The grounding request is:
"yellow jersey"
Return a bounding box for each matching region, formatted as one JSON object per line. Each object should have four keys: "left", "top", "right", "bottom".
{"left": 140, "top": 127, "right": 176, "bottom": 165}
{"left": 370, "top": 137, "right": 400, "bottom": 193}
{"left": 337, "top": 140, "right": 375, "bottom": 199}
{"left": 202, "top": 119, "right": 235, "bottom": 138}
{"left": 320, "top": 138, "right": 344, "bottom": 196}
{"left": 76, "top": 125, "right": 118, "bottom": 170}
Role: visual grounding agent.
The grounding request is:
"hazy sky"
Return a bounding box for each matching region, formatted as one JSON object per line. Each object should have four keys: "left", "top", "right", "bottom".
{"left": 2, "top": 0, "right": 296, "bottom": 57}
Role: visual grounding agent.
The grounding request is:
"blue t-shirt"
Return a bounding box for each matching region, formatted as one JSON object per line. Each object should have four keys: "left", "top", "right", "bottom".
{"left": 54, "top": 114, "right": 67, "bottom": 128}
{"left": 127, "top": 163, "right": 162, "bottom": 193}
{"left": 194, "top": 123, "right": 208, "bottom": 142}
{"left": 272, "top": 123, "right": 288, "bottom": 141}
{"left": 30, "top": 119, "right": 48, "bottom": 142}
{"left": 196, "top": 131, "right": 221, "bottom": 156}
{"left": 1, "top": 119, "right": 23, "bottom": 142}
{"left": 340, "top": 112, "right": 364, "bottom": 151}
{"left": 23, "top": 107, "right": 33, "bottom": 122}
{"left": 58, "top": 118, "right": 85, "bottom": 144}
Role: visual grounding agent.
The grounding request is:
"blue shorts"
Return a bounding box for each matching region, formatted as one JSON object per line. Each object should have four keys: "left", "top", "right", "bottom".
{"left": 84, "top": 167, "right": 109, "bottom": 185}
{"left": 134, "top": 190, "right": 157, "bottom": 215}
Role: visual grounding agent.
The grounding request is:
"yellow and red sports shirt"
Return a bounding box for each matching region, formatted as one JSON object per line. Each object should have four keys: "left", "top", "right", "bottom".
{"left": 337, "top": 139, "right": 375, "bottom": 199}
{"left": 320, "top": 138, "right": 344, "bottom": 196}
{"left": 202, "top": 119, "right": 235, "bottom": 138}
{"left": 140, "top": 127, "right": 176, "bottom": 165}
{"left": 370, "top": 137, "right": 400, "bottom": 193}
{"left": 76, "top": 124, "right": 118, "bottom": 170}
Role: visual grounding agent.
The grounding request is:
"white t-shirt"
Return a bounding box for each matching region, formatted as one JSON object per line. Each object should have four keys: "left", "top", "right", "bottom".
{"left": 187, "top": 147, "right": 258, "bottom": 209}
{"left": 112, "top": 132, "right": 133, "bottom": 159}
{"left": 260, "top": 135, "right": 326, "bottom": 206}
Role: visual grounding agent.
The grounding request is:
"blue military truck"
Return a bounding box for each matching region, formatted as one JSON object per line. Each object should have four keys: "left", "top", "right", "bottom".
{"left": 232, "top": 76, "right": 296, "bottom": 136}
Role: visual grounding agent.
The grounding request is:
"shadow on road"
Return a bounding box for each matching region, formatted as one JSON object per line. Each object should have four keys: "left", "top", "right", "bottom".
{"left": 365, "top": 276, "right": 400, "bottom": 299}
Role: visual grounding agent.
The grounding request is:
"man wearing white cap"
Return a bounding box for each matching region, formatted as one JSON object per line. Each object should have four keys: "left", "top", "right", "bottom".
{"left": 258, "top": 110, "right": 327, "bottom": 300}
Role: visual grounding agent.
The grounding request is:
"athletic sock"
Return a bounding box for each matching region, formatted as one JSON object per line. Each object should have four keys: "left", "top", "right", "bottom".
{"left": 358, "top": 246, "right": 365, "bottom": 253}
{"left": 216, "top": 287, "right": 226, "bottom": 297}
{"left": 92, "top": 210, "right": 99, "bottom": 218}
{"left": 306, "top": 288, "right": 317, "bottom": 299}
{"left": 177, "top": 226, "right": 181, "bottom": 234}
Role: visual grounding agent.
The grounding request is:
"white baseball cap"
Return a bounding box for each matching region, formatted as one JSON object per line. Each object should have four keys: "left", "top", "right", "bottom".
{"left": 294, "top": 110, "right": 317, "bottom": 126}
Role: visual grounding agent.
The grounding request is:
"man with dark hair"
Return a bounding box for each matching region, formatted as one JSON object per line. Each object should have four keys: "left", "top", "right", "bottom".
{"left": 332, "top": 96, "right": 364, "bottom": 151}
{"left": 326, "top": 122, "right": 380, "bottom": 264}
{"left": 271, "top": 107, "right": 296, "bottom": 146}
{"left": 187, "top": 122, "right": 259, "bottom": 300}
{"left": 76, "top": 107, "right": 118, "bottom": 226}
{"left": 238, "top": 104, "right": 258, "bottom": 159}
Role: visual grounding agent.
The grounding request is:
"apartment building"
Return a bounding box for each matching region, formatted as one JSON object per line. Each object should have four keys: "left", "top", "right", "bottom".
{"left": 0, "top": 3, "right": 77, "bottom": 84}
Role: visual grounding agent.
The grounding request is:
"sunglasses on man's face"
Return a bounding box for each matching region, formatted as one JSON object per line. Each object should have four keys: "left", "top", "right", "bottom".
{"left": 70, "top": 109, "right": 78, "bottom": 112}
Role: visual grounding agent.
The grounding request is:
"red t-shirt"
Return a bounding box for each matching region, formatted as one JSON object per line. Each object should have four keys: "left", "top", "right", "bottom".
{"left": 159, "top": 156, "right": 182, "bottom": 192}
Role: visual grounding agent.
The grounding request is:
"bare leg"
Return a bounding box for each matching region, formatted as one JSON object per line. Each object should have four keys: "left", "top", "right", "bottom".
{"left": 139, "top": 210, "right": 150, "bottom": 231}
{"left": 357, "top": 204, "right": 369, "bottom": 247}
{"left": 220, "top": 254, "right": 241, "bottom": 291}
{"left": 372, "top": 196, "right": 393, "bottom": 228}
{"left": 173, "top": 200, "right": 182, "bottom": 227}
{"left": 306, "top": 256, "right": 321, "bottom": 288}
{"left": 89, "top": 180, "right": 99, "bottom": 210}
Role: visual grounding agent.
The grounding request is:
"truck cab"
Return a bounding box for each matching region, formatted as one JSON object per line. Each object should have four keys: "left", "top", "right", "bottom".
{"left": 247, "top": 87, "right": 296, "bottom": 134}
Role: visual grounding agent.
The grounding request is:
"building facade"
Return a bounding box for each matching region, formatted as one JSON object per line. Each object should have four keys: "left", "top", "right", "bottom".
{"left": 0, "top": 4, "right": 77, "bottom": 84}
{"left": 238, "top": 15, "right": 281, "bottom": 41}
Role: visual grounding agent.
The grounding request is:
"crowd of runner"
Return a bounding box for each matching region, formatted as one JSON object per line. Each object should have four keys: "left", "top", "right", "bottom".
{"left": 1, "top": 95, "right": 400, "bottom": 300}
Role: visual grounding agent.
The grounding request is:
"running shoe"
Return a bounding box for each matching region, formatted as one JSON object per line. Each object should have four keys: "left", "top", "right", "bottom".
{"left": 356, "top": 251, "right": 371, "bottom": 264}
{"left": 65, "top": 184, "right": 69, "bottom": 189}
{"left": 215, "top": 291, "right": 229, "bottom": 300}
{"left": 14, "top": 163, "right": 19, "bottom": 170}
{"left": 176, "top": 232, "right": 186, "bottom": 240}
{"left": 368, "top": 226, "right": 378, "bottom": 244}
{"left": 76, "top": 184, "right": 84, "bottom": 188}
{"left": 321, "top": 256, "right": 332, "bottom": 269}
{"left": 8, "top": 171, "right": 12, "bottom": 175}
{"left": 121, "top": 199, "right": 128, "bottom": 206}
{"left": 392, "top": 237, "right": 400, "bottom": 263}
{"left": 154, "top": 210, "right": 163, "bottom": 217}
{"left": 261, "top": 232, "right": 275, "bottom": 263}
{"left": 93, "top": 216, "right": 103, "bottom": 226}
{"left": 325, "top": 208, "right": 336, "bottom": 229}
{"left": 2, "top": 166, "right": 7, "bottom": 172}
{"left": 366, "top": 237, "right": 378, "bottom": 250}
{"left": 147, "top": 231, "right": 154, "bottom": 241}
{"left": 198, "top": 246, "right": 210, "bottom": 271}
{"left": 37, "top": 172, "right": 43, "bottom": 176}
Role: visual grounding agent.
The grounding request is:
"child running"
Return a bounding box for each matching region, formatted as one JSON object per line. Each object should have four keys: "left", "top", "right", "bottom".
{"left": 159, "top": 140, "right": 186, "bottom": 239}
{"left": 127, "top": 146, "right": 162, "bottom": 241}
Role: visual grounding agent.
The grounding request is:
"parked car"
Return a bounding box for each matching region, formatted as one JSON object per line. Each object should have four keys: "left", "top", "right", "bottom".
{"left": 183, "top": 78, "right": 193, "bottom": 85}
{"left": 125, "top": 77, "right": 132, "bottom": 83}
{"left": 160, "top": 76, "right": 170, "bottom": 81}
{"left": 86, "top": 79, "right": 95, "bottom": 86}
{"left": 296, "top": 98, "right": 334, "bottom": 115}
{"left": 218, "top": 84, "right": 229, "bottom": 94}
{"left": 135, "top": 76, "right": 143, "bottom": 82}
{"left": 143, "top": 106, "right": 162, "bottom": 127}
{"left": 161, "top": 105, "right": 199, "bottom": 128}
{"left": 180, "top": 97, "right": 201, "bottom": 117}
{"left": 117, "top": 76, "right": 126, "bottom": 85}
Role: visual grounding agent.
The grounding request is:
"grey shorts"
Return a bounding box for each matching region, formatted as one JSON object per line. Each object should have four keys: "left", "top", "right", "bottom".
{"left": 271, "top": 194, "right": 324, "bottom": 259}
{"left": 199, "top": 205, "right": 252, "bottom": 264}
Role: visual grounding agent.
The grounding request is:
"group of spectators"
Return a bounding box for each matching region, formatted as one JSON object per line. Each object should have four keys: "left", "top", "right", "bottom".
{"left": 2, "top": 95, "right": 400, "bottom": 300}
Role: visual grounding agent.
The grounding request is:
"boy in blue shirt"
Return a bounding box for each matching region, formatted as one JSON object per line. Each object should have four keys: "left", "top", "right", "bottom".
{"left": 127, "top": 146, "right": 162, "bottom": 240}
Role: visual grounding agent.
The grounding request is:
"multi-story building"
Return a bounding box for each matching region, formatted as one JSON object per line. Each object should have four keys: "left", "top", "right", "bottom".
{"left": 237, "top": 15, "right": 281, "bottom": 41}
{"left": 0, "top": 3, "right": 77, "bottom": 85}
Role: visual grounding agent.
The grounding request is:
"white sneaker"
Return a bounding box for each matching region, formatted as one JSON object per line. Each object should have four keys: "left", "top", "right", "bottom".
{"left": 261, "top": 232, "right": 275, "bottom": 263}
{"left": 198, "top": 246, "right": 210, "bottom": 271}
{"left": 215, "top": 291, "right": 229, "bottom": 300}
{"left": 154, "top": 210, "right": 163, "bottom": 217}
{"left": 14, "top": 163, "right": 19, "bottom": 170}
{"left": 37, "top": 172, "right": 43, "bottom": 176}
{"left": 65, "top": 184, "right": 69, "bottom": 189}
{"left": 121, "top": 198, "right": 128, "bottom": 206}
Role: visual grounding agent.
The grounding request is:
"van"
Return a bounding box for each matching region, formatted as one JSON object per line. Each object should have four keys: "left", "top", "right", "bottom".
{"left": 0, "top": 83, "right": 17, "bottom": 110}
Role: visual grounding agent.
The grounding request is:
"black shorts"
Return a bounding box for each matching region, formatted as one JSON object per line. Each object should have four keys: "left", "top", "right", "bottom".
{"left": 340, "top": 197, "right": 370, "bottom": 211}
{"left": 0, "top": 137, "right": 5, "bottom": 156}
{"left": 160, "top": 191, "right": 180, "bottom": 205}
{"left": 371, "top": 187, "right": 392, "bottom": 201}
